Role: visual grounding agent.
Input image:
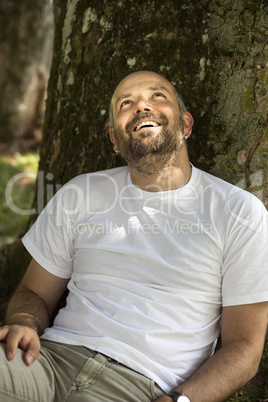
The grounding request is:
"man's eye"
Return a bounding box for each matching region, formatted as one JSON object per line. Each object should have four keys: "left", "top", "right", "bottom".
{"left": 153, "top": 93, "right": 165, "bottom": 98}
{"left": 121, "top": 100, "right": 131, "bottom": 108}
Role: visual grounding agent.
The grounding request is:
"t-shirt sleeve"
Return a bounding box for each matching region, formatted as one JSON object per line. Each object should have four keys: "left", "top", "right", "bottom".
{"left": 22, "top": 180, "right": 84, "bottom": 279}
{"left": 222, "top": 192, "right": 268, "bottom": 307}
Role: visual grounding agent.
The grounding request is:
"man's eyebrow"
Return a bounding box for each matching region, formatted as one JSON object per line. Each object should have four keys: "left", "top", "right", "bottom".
{"left": 114, "top": 86, "right": 172, "bottom": 108}
{"left": 149, "top": 85, "right": 172, "bottom": 93}
{"left": 115, "top": 93, "right": 132, "bottom": 108}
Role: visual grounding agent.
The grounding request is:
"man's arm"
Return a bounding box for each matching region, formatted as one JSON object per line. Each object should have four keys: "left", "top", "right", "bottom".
{"left": 153, "top": 301, "right": 268, "bottom": 402}
{"left": 0, "top": 258, "right": 69, "bottom": 365}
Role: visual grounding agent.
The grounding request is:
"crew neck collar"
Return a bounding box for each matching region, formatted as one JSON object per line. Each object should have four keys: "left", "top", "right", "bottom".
{"left": 126, "top": 163, "right": 199, "bottom": 199}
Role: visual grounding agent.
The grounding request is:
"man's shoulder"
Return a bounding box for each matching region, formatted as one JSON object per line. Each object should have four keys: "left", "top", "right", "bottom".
{"left": 195, "top": 167, "right": 237, "bottom": 190}
{"left": 195, "top": 166, "right": 266, "bottom": 219}
{"left": 65, "top": 166, "right": 129, "bottom": 186}
{"left": 196, "top": 166, "right": 257, "bottom": 197}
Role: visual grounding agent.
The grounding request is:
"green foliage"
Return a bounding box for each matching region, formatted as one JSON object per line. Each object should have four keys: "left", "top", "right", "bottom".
{"left": 0, "top": 152, "right": 39, "bottom": 247}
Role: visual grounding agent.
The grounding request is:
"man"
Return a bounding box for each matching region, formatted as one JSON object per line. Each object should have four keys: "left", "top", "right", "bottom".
{"left": 0, "top": 70, "right": 268, "bottom": 402}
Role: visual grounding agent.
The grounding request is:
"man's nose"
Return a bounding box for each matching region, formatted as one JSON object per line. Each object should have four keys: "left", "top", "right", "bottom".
{"left": 135, "top": 98, "right": 151, "bottom": 114}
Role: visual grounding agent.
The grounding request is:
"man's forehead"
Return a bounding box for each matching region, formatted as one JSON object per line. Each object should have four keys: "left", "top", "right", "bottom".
{"left": 112, "top": 71, "right": 174, "bottom": 106}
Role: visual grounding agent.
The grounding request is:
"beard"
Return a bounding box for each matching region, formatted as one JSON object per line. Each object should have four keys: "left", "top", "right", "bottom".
{"left": 114, "top": 112, "right": 184, "bottom": 175}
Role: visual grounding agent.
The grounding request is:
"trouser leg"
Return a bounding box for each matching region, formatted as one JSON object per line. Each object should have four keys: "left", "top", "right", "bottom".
{"left": 0, "top": 342, "right": 55, "bottom": 402}
{"left": 40, "top": 340, "right": 165, "bottom": 402}
{"left": 0, "top": 340, "right": 165, "bottom": 402}
{"left": 63, "top": 352, "right": 165, "bottom": 402}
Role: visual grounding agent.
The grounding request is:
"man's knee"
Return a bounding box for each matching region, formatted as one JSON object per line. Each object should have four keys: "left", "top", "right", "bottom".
{"left": 0, "top": 342, "right": 54, "bottom": 402}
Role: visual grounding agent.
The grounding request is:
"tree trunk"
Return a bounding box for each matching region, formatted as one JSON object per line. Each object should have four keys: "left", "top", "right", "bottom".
{"left": 0, "top": 0, "right": 53, "bottom": 150}
{"left": 2, "top": 0, "right": 268, "bottom": 399}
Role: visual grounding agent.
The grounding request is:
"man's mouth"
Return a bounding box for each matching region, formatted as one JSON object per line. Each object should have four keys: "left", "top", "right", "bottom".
{"left": 134, "top": 120, "right": 161, "bottom": 131}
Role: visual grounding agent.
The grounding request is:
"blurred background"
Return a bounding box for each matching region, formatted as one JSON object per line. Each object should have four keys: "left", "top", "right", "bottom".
{"left": 0, "top": 0, "right": 53, "bottom": 247}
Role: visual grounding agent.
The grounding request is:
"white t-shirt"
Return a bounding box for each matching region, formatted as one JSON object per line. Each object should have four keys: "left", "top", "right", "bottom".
{"left": 22, "top": 165, "right": 268, "bottom": 392}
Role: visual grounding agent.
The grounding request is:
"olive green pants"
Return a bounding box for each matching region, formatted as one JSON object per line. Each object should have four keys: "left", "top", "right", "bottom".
{"left": 0, "top": 340, "right": 165, "bottom": 402}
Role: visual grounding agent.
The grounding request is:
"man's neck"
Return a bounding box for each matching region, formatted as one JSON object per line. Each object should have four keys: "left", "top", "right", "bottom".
{"left": 128, "top": 155, "right": 192, "bottom": 192}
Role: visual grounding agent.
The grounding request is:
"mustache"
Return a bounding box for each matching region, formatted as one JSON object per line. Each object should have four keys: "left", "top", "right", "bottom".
{"left": 126, "top": 112, "right": 168, "bottom": 132}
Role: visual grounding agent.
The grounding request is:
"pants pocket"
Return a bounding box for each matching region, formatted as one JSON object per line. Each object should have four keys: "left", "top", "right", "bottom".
{"left": 63, "top": 352, "right": 164, "bottom": 402}
{"left": 64, "top": 357, "right": 106, "bottom": 401}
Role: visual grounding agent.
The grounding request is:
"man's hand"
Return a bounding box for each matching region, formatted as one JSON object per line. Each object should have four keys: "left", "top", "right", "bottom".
{"left": 0, "top": 324, "right": 41, "bottom": 365}
{"left": 1, "top": 259, "right": 69, "bottom": 367}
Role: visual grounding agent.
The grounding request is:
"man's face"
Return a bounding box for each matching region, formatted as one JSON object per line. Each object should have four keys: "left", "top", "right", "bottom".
{"left": 110, "top": 71, "right": 185, "bottom": 166}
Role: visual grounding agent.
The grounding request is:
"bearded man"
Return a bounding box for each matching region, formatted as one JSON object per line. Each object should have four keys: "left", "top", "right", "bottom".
{"left": 0, "top": 71, "right": 268, "bottom": 402}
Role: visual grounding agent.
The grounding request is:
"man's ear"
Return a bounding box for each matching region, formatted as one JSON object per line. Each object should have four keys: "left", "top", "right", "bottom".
{"left": 183, "top": 112, "right": 194, "bottom": 139}
{"left": 110, "top": 129, "right": 117, "bottom": 151}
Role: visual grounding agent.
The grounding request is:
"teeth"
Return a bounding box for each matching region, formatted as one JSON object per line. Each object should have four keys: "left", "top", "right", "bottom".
{"left": 135, "top": 121, "right": 160, "bottom": 131}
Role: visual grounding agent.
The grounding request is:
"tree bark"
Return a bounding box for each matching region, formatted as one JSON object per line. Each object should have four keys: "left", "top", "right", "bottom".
{"left": 0, "top": 0, "right": 53, "bottom": 150}
{"left": 37, "top": 0, "right": 268, "bottom": 207}
{"left": 2, "top": 0, "right": 268, "bottom": 399}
